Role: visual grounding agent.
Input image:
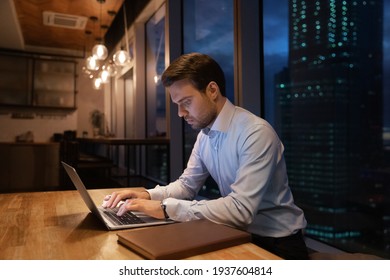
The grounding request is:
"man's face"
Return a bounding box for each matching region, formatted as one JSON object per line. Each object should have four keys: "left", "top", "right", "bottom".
{"left": 169, "top": 79, "right": 218, "bottom": 130}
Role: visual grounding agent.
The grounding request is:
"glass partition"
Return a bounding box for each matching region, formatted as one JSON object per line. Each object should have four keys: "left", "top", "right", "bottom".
{"left": 263, "top": 0, "right": 389, "bottom": 258}
{"left": 146, "top": 3, "right": 166, "bottom": 138}
{"left": 145, "top": 3, "right": 168, "bottom": 184}
{"left": 182, "top": 0, "right": 234, "bottom": 198}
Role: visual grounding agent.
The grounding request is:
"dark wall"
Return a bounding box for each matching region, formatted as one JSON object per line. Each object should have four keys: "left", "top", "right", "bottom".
{"left": 104, "top": 0, "right": 150, "bottom": 53}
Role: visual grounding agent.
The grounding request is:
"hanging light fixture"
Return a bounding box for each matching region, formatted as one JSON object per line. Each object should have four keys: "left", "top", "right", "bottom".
{"left": 92, "top": 0, "right": 108, "bottom": 60}
{"left": 82, "top": 31, "right": 94, "bottom": 76}
{"left": 113, "top": 2, "right": 131, "bottom": 67}
{"left": 105, "top": 60, "right": 118, "bottom": 77}
{"left": 113, "top": 48, "right": 131, "bottom": 66}
{"left": 99, "top": 67, "right": 110, "bottom": 84}
{"left": 92, "top": 43, "right": 108, "bottom": 60}
{"left": 93, "top": 77, "right": 103, "bottom": 90}
{"left": 84, "top": 17, "right": 100, "bottom": 71}
{"left": 86, "top": 55, "right": 100, "bottom": 70}
{"left": 100, "top": 61, "right": 117, "bottom": 80}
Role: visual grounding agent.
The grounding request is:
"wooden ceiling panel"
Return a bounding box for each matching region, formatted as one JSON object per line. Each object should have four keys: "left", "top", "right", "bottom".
{"left": 13, "top": 0, "right": 124, "bottom": 54}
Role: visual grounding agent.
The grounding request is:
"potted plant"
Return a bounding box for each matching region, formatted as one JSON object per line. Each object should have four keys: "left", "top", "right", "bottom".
{"left": 90, "top": 109, "right": 104, "bottom": 137}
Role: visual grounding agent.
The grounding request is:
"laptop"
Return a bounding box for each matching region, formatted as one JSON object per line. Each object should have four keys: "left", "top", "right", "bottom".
{"left": 61, "top": 161, "right": 174, "bottom": 230}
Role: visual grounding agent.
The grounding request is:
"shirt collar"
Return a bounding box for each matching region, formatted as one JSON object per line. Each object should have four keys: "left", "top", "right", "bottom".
{"left": 202, "top": 99, "right": 235, "bottom": 135}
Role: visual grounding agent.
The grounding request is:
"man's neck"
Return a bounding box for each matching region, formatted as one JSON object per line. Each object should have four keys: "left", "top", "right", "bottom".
{"left": 216, "top": 96, "right": 227, "bottom": 114}
{"left": 206, "top": 97, "right": 228, "bottom": 129}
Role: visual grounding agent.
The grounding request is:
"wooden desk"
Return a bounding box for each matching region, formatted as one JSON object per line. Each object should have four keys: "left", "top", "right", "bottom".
{"left": 0, "top": 188, "right": 282, "bottom": 260}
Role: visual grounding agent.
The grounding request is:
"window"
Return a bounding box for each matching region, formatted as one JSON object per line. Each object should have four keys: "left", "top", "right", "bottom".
{"left": 146, "top": 3, "right": 166, "bottom": 138}
{"left": 263, "top": 0, "right": 389, "bottom": 258}
{"left": 145, "top": 3, "right": 168, "bottom": 184}
{"left": 182, "top": 0, "right": 234, "bottom": 198}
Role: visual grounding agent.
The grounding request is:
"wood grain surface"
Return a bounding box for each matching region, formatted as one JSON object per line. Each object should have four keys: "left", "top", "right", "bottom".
{"left": 0, "top": 188, "right": 282, "bottom": 260}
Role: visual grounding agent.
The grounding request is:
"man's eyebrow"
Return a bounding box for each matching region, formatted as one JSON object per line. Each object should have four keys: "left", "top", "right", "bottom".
{"left": 176, "top": 96, "right": 192, "bottom": 104}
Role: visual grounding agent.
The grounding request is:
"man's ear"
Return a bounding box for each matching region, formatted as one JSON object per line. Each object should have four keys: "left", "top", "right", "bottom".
{"left": 207, "top": 81, "right": 219, "bottom": 98}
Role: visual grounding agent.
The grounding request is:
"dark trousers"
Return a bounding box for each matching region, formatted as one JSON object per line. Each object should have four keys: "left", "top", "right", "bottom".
{"left": 252, "top": 230, "right": 309, "bottom": 260}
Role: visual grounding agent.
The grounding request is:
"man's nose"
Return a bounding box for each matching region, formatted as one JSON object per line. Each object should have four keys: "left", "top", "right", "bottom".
{"left": 178, "top": 105, "right": 187, "bottom": 118}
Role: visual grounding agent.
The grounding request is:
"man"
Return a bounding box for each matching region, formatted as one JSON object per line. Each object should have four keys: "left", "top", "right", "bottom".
{"left": 104, "top": 53, "right": 309, "bottom": 259}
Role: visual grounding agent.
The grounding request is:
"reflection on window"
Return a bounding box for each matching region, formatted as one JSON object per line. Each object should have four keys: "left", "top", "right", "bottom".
{"left": 146, "top": 3, "right": 166, "bottom": 137}
{"left": 183, "top": 0, "right": 234, "bottom": 198}
{"left": 145, "top": 3, "right": 168, "bottom": 184}
{"left": 264, "top": 0, "right": 389, "bottom": 258}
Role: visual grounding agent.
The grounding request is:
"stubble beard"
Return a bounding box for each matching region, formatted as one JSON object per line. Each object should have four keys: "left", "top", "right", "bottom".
{"left": 188, "top": 108, "right": 217, "bottom": 130}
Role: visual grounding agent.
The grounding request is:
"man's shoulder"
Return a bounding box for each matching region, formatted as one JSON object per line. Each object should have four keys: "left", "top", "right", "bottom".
{"left": 233, "top": 106, "right": 266, "bottom": 126}
{"left": 231, "top": 107, "right": 279, "bottom": 139}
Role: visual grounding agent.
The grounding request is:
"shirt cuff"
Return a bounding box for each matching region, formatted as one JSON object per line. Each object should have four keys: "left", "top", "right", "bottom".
{"left": 147, "top": 185, "right": 166, "bottom": 201}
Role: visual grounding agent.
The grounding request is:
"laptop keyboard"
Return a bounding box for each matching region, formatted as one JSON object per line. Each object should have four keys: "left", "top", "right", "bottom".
{"left": 103, "top": 209, "right": 145, "bottom": 225}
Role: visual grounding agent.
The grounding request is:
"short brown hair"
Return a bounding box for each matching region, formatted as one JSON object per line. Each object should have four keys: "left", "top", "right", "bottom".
{"left": 161, "top": 53, "right": 226, "bottom": 96}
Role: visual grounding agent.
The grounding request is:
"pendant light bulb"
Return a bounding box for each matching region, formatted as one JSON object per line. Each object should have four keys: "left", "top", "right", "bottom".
{"left": 86, "top": 55, "right": 99, "bottom": 70}
{"left": 103, "top": 62, "right": 117, "bottom": 77}
{"left": 100, "top": 69, "right": 110, "bottom": 83}
{"left": 93, "top": 77, "right": 102, "bottom": 90}
{"left": 92, "top": 43, "right": 108, "bottom": 60}
{"left": 113, "top": 49, "right": 131, "bottom": 66}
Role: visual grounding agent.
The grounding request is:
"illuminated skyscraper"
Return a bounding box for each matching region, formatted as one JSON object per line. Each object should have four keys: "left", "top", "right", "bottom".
{"left": 277, "top": 0, "right": 384, "bottom": 253}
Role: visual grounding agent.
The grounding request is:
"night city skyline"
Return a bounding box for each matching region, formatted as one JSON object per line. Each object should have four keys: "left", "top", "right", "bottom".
{"left": 264, "top": 0, "right": 390, "bottom": 258}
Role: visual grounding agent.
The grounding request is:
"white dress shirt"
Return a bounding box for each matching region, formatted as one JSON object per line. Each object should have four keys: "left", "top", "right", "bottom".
{"left": 148, "top": 99, "right": 307, "bottom": 237}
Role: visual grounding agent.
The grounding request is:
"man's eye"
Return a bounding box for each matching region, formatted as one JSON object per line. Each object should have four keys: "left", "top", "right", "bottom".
{"left": 182, "top": 100, "right": 191, "bottom": 107}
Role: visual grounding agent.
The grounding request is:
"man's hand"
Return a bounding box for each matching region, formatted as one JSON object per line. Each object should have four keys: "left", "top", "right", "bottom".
{"left": 102, "top": 189, "right": 151, "bottom": 208}
{"left": 118, "top": 199, "right": 165, "bottom": 220}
